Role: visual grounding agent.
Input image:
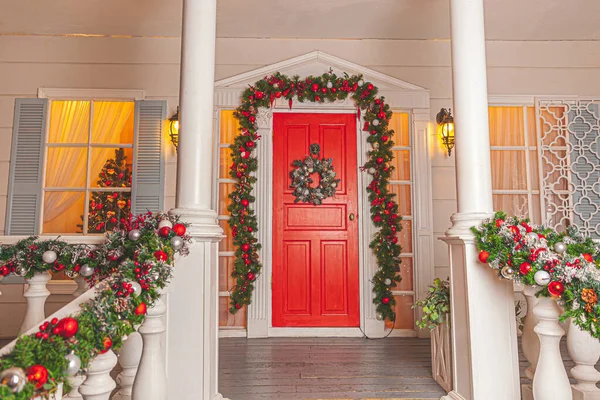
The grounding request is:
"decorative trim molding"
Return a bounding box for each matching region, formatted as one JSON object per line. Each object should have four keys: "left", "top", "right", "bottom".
{"left": 267, "top": 327, "right": 364, "bottom": 338}
{"left": 37, "top": 88, "right": 145, "bottom": 100}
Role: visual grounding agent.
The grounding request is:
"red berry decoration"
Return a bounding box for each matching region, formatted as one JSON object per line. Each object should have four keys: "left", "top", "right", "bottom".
{"left": 158, "top": 226, "right": 171, "bottom": 238}
{"left": 58, "top": 317, "right": 79, "bottom": 339}
{"left": 478, "top": 250, "right": 489, "bottom": 263}
{"left": 241, "top": 243, "right": 250, "bottom": 252}
{"left": 235, "top": 303, "right": 242, "bottom": 309}
{"left": 154, "top": 250, "right": 168, "bottom": 262}
{"left": 173, "top": 223, "right": 187, "bottom": 236}
{"left": 519, "top": 262, "right": 532, "bottom": 275}
{"left": 382, "top": 297, "right": 390, "bottom": 305}
{"left": 241, "top": 199, "right": 250, "bottom": 208}
{"left": 509, "top": 225, "right": 520, "bottom": 235}
{"left": 135, "top": 302, "right": 147, "bottom": 315}
{"left": 99, "top": 337, "right": 113, "bottom": 354}
{"left": 548, "top": 281, "right": 565, "bottom": 297}
{"left": 247, "top": 272, "right": 256, "bottom": 281}
{"left": 583, "top": 253, "right": 594, "bottom": 263}
{"left": 27, "top": 365, "right": 49, "bottom": 389}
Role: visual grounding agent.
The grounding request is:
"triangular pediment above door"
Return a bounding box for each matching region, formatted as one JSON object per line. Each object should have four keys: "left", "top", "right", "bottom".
{"left": 214, "top": 51, "right": 430, "bottom": 109}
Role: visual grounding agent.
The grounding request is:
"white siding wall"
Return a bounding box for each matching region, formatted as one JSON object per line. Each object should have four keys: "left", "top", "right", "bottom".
{"left": 1, "top": 0, "right": 600, "bottom": 336}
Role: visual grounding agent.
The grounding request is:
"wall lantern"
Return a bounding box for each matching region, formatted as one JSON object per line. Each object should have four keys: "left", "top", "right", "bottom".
{"left": 436, "top": 108, "right": 455, "bottom": 156}
{"left": 168, "top": 107, "right": 179, "bottom": 149}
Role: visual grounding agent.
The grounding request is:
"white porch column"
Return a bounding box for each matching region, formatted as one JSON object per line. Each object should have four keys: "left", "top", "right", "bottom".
{"left": 442, "top": 0, "right": 520, "bottom": 399}
{"left": 167, "top": 0, "right": 225, "bottom": 399}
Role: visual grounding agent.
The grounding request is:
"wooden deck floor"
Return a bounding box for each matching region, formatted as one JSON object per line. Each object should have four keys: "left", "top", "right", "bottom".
{"left": 219, "top": 337, "right": 446, "bottom": 400}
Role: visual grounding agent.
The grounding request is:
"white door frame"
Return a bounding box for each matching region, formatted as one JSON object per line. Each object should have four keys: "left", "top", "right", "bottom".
{"left": 213, "top": 51, "right": 434, "bottom": 338}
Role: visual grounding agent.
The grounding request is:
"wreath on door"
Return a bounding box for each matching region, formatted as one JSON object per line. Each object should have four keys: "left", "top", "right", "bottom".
{"left": 290, "top": 143, "right": 340, "bottom": 205}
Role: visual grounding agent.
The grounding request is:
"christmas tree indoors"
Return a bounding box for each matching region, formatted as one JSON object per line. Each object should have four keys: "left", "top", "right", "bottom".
{"left": 80, "top": 148, "right": 132, "bottom": 233}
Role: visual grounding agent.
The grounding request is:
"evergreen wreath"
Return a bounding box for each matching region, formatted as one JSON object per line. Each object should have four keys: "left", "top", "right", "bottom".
{"left": 228, "top": 70, "right": 403, "bottom": 322}
{"left": 0, "top": 212, "right": 191, "bottom": 399}
{"left": 290, "top": 143, "right": 340, "bottom": 205}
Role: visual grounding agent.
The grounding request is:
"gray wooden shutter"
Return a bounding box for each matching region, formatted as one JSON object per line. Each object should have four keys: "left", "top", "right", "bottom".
{"left": 131, "top": 100, "right": 166, "bottom": 216}
{"left": 6, "top": 99, "right": 48, "bottom": 235}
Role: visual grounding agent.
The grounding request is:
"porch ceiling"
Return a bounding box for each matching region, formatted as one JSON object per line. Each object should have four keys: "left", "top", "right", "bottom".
{"left": 2, "top": 0, "right": 600, "bottom": 41}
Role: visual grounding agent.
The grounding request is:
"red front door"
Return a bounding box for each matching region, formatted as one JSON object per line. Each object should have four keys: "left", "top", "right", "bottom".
{"left": 272, "top": 113, "right": 360, "bottom": 327}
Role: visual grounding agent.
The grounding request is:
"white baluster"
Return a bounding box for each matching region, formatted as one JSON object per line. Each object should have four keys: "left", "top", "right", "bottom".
{"left": 73, "top": 275, "right": 89, "bottom": 298}
{"left": 79, "top": 350, "right": 118, "bottom": 400}
{"left": 533, "top": 296, "right": 573, "bottom": 400}
{"left": 523, "top": 285, "right": 541, "bottom": 379}
{"left": 64, "top": 375, "right": 85, "bottom": 399}
{"left": 132, "top": 294, "right": 167, "bottom": 400}
{"left": 112, "top": 332, "right": 143, "bottom": 400}
{"left": 20, "top": 271, "right": 51, "bottom": 333}
{"left": 567, "top": 318, "right": 600, "bottom": 400}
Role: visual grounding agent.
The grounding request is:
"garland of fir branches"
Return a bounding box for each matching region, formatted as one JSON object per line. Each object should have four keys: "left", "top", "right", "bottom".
{"left": 0, "top": 212, "right": 191, "bottom": 399}
{"left": 227, "top": 70, "right": 403, "bottom": 321}
{"left": 472, "top": 211, "right": 600, "bottom": 338}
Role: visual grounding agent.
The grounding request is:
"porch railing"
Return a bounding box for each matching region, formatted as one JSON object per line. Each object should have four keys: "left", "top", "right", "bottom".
{"left": 0, "top": 237, "right": 168, "bottom": 400}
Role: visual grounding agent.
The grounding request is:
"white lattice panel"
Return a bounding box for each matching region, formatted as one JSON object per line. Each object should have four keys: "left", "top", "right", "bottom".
{"left": 537, "top": 99, "right": 600, "bottom": 238}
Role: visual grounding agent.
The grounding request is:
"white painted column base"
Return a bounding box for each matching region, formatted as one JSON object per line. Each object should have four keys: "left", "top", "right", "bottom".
{"left": 567, "top": 319, "right": 600, "bottom": 400}
{"left": 20, "top": 271, "right": 51, "bottom": 333}
{"left": 79, "top": 350, "right": 118, "bottom": 400}
{"left": 166, "top": 209, "right": 224, "bottom": 400}
{"left": 113, "top": 332, "right": 142, "bottom": 400}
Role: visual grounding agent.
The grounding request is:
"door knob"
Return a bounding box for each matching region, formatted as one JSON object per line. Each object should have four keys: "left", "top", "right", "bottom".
{"left": 349, "top": 213, "right": 356, "bottom": 221}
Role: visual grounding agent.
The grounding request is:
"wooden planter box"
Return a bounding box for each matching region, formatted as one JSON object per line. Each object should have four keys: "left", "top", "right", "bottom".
{"left": 431, "top": 318, "right": 453, "bottom": 392}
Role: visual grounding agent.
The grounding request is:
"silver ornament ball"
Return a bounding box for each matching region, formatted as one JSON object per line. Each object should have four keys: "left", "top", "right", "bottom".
{"left": 526, "top": 232, "right": 539, "bottom": 242}
{"left": 14, "top": 266, "right": 28, "bottom": 277}
{"left": 0, "top": 367, "right": 27, "bottom": 393}
{"left": 372, "top": 119, "right": 380, "bottom": 126}
{"left": 534, "top": 270, "right": 551, "bottom": 286}
{"left": 273, "top": 83, "right": 279, "bottom": 89}
{"left": 128, "top": 229, "right": 142, "bottom": 241}
{"left": 42, "top": 250, "right": 58, "bottom": 264}
{"left": 375, "top": 312, "right": 384, "bottom": 321}
{"left": 158, "top": 219, "right": 173, "bottom": 229}
{"left": 64, "top": 353, "right": 81, "bottom": 377}
{"left": 501, "top": 266, "right": 514, "bottom": 279}
{"left": 326, "top": 81, "right": 333, "bottom": 89}
{"left": 170, "top": 236, "right": 184, "bottom": 250}
{"left": 130, "top": 281, "right": 142, "bottom": 297}
{"left": 65, "top": 270, "right": 79, "bottom": 279}
{"left": 368, "top": 167, "right": 376, "bottom": 174}
{"left": 554, "top": 242, "right": 567, "bottom": 253}
{"left": 358, "top": 79, "right": 365, "bottom": 86}
{"left": 79, "top": 264, "right": 94, "bottom": 278}
{"left": 384, "top": 278, "right": 392, "bottom": 286}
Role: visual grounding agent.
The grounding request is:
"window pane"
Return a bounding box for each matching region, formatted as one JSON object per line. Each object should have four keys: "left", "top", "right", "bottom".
{"left": 90, "top": 148, "right": 133, "bottom": 188}
{"left": 220, "top": 110, "right": 240, "bottom": 144}
{"left": 529, "top": 151, "right": 540, "bottom": 191}
{"left": 490, "top": 150, "right": 527, "bottom": 190}
{"left": 396, "top": 257, "right": 413, "bottom": 291}
{"left": 389, "top": 112, "right": 410, "bottom": 147}
{"left": 86, "top": 191, "right": 131, "bottom": 233}
{"left": 390, "top": 184, "right": 412, "bottom": 216}
{"left": 489, "top": 107, "right": 525, "bottom": 146}
{"left": 219, "top": 220, "right": 234, "bottom": 252}
{"left": 42, "top": 191, "right": 85, "bottom": 233}
{"left": 526, "top": 107, "right": 537, "bottom": 147}
{"left": 220, "top": 148, "right": 234, "bottom": 179}
{"left": 45, "top": 147, "right": 87, "bottom": 188}
{"left": 219, "top": 183, "right": 235, "bottom": 215}
{"left": 48, "top": 101, "right": 90, "bottom": 143}
{"left": 219, "top": 256, "right": 235, "bottom": 292}
{"left": 391, "top": 150, "right": 410, "bottom": 181}
{"left": 493, "top": 194, "right": 529, "bottom": 218}
{"left": 397, "top": 219, "right": 413, "bottom": 253}
{"left": 385, "top": 295, "right": 415, "bottom": 330}
{"left": 91, "top": 102, "right": 135, "bottom": 144}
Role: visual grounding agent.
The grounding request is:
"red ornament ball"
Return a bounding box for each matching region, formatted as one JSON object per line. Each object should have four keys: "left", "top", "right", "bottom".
{"left": 548, "top": 281, "right": 565, "bottom": 297}
{"left": 367, "top": 83, "right": 374, "bottom": 90}
{"left": 247, "top": 272, "right": 256, "bottom": 281}
{"left": 321, "top": 87, "right": 327, "bottom": 93}
{"left": 378, "top": 112, "right": 386, "bottom": 119}
{"left": 311, "top": 83, "right": 319, "bottom": 92}
{"left": 247, "top": 226, "right": 253, "bottom": 232}
{"left": 135, "top": 302, "right": 147, "bottom": 315}
{"left": 241, "top": 243, "right": 251, "bottom": 252}
{"left": 27, "top": 364, "right": 49, "bottom": 389}
{"left": 154, "top": 250, "right": 168, "bottom": 262}
{"left": 158, "top": 226, "right": 171, "bottom": 238}
{"left": 370, "top": 130, "right": 377, "bottom": 135}
{"left": 58, "top": 317, "right": 79, "bottom": 339}
{"left": 375, "top": 99, "right": 381, "bottom": 104}
{"left": 0, "top": 265, "right": 8, "bottom": 276}
{"left": 246, "top": 141, "right": 255, "bottom": 148}
{"left": 254, "top": 91, "right": 264, "bottom": 100}
{"left": 315, "top": 95, "right": 321, "bottom": 102}
{"left": 478, "top": 250, "right": 489, "bottom": 263}
{"left": 583, "top": 253, "right": 594, "bottom": 263}
{"left": 495, "top": 219, "right": 504, "bottom": 228}
{"left": 376, "top": 157, "right": 384, "bottom": 164}
{"left": 382, "top": 297, "right": 390, "bottom": 305}
{"left": 519, "top": 262, "right": 532, "bottom": 275}
{"left": 99, "top": 337, "right": 113, "bottom": 354}
{"left": 241, "top": 199, "right": 250, "bottom": 208}
{"left": 173, "top": 223, "right": 186, "bottom": 236}
{"left": 244, "top": 259, "right": 252, "bottom": 265}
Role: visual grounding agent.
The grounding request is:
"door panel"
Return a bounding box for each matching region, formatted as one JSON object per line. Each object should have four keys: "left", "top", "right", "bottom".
{"left": 273, "top": 113, "right": 359, "bottom": 327}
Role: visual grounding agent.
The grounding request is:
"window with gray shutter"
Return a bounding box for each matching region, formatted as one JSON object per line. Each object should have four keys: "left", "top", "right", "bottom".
{"left": 5, "top": 99, "right": 48, "bottom": 235}
{"left": 131, "top": 100, "right": 166, "bottom": 215}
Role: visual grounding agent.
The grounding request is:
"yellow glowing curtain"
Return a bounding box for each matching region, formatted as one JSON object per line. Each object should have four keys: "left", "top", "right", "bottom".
{"left": 44, "top": 101, "right": 134, "bottom": 233}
